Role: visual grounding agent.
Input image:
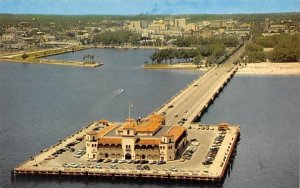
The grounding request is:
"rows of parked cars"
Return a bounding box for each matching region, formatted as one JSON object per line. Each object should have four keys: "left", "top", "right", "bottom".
{"left": 73, "top": 147, "right": 86, "bottom": 158}
{"left": 136, "top": 164, "right": 150, "bottom": 170}
{"left": 198, "top": 125, "right": 214, "bottom": 130}
{"left": 61, "top": 159, "right": 168, "bottom": 170}
{"left": 182, "top": 145, "right": 198, "bottom": 160}
{"left": 202, "top": 133, "right": 226, "bottom": 165}
{"left": 62, "top": 162, "right": 102, "bottom": 169}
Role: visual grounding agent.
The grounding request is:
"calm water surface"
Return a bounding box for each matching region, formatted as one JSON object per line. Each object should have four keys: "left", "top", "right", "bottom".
{"left": 0, "top": 49, "right": 299, "bottom": 188}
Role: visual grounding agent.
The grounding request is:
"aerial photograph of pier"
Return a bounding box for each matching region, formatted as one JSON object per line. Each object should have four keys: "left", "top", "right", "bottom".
{"left": 0, "top": 0, "right": 299, "bottom": 188}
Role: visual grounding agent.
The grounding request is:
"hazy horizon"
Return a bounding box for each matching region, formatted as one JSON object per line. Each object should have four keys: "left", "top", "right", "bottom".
{"left": 0, "top": 0, "right": 299, "bottom": 15}
{"left": 0, "top": 12, "right": 299, "bottom": 16}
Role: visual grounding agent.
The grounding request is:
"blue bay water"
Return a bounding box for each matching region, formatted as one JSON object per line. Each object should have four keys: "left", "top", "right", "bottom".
{"left": 0, "top": 49, "right": 299, "bottom": 188}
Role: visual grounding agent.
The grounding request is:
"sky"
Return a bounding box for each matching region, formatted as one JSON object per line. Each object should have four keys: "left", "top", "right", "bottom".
{"left": 0, "top": 0, "right": 299, "bottom": 15}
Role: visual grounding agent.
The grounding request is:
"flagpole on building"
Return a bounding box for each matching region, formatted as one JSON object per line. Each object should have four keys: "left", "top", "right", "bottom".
{"left": 129, "top": 103, "right": 133, "bottom": 122}
{"left": 128, "top": 103, "right": 131, "bottom": 122}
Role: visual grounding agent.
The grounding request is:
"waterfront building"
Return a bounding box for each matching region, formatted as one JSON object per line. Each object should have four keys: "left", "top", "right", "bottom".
{"left": 86, "top": 114, "right": 187, "bottom": 162}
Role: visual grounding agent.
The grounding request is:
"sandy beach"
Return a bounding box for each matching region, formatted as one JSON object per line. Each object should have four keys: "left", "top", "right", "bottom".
{"left": 237, "top": 62, "right": 300, "bottom": 76}
{"left": 143, "top": 63, "right": 209, "bottom": 71}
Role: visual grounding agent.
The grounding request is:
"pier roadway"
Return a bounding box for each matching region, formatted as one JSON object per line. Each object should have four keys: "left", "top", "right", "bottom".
{"left": 156, "top": 43, "right": 246, "bottom": 126}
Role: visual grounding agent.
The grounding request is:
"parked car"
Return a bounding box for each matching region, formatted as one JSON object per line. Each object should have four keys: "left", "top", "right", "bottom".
{"left": 110, "top": 164, "right": 118, "bottom": 169}
{"left": 103, "top": 159, "right": 111, "bottom": 163}
{"left": 149, "top": 160, "right": 156, "bottom": 165}
{"left": 140, "top": 160, "right": 148, "bottom": 164}
{"left": 70, "top": 163, "right": 78, "bottom": 168}
{"left": 156, "top": 161, "right": 166, "bottom": 165}
{"left": 95, "top": 164, "right": 102, "bottom": 169}
{"left": 134, "top": 160, "right": 141, "bottom": 164}
{"left": 77, "top": 163, "right": 85, "bottom": 168}
{"left": 126, "top": 160, "right": 133, "bottom": 164}
{"left": 169, "top": 166, "right": 178, "bottom": 172}
{"left": 143, "top": 165, "right": 150, "bottom": 170}
{"left": 136, "top": 164, "right": 142, "bottom": 170}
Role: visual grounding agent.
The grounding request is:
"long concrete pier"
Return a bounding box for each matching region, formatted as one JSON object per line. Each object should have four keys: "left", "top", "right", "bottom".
{"left": 13, "top": 43, "right": 245, "bottom": 183}
{"left": 156, "top": 42, "right": 245, "bottom": 127}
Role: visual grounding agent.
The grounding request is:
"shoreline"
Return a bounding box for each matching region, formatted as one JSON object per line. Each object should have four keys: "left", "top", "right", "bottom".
{"left": 237, "top": 62, "right": 300, "bottom": 76}
{"left": 0, "top": 58, "right": 103, "bottom": 68}
{"left": 0, "top": 45, "right": 102, "bottom": 68}
{"left": 95, "top": 45, "right": 197, "bottom": 50}
{"left": 143, "top": 63, "right": 209, "bottom": 71}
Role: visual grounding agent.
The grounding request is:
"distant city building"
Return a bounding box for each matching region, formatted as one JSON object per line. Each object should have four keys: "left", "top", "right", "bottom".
{"left": 200, "top": 29, "right": 212, "bottom": 38}
{"left": 128, "top": 21, "right": 142, "bottom": 32}
{"left": 209, "top": 20, "right": 222, "bottom": 28}
{"left": 269, "top": 24, "right": 286, "bottom": 33}
{"left": 239, "top": 23, "right": 251, "bottom": 29}
{"left": 85, "top": 114, "right": 187, "bottom": 162}
{"left": 174, "top": 18, "right": 187, "bottom": 30}
{"left": 202, "top": 21, "right": 210, "bottom": 26}
{"left": 147, "top": 20, "right": 167, "bottom": 34}
{"left": 225, "top": 29, "right": 250, "bottom": 36}
{"left": 264, "top": 18, "right": 270, "bottom": 31}
{"left": 186, "top": 23, "right": 198, "bottom": 31}
{"left": 1, "top": 33, "right": 17, "bottom": 42}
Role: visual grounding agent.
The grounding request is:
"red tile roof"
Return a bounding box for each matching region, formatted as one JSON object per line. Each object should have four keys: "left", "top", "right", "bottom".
{"left": 98, "top": 137, "right": 122, "bottom": 145}
{"left": 136, "top": 138, "right": 160, "bottom": 145}
{"left": 136, "top": 121, "right": 161, "bottom": 133}
{"left": 87, "top": 130, "right": 97, "bottom": 135}
{"left": 163, "top": 126, "right": 186, "bottom": 141}
{"left": 97, "top": 125, "right": 117, "bottom": 137}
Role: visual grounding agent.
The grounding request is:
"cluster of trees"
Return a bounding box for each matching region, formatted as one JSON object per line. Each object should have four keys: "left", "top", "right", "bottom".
{"left": 93, "top": 30, "right": 141, "bottom": 45}
{"left": 149, "top": 41, "right": 234, "bottom": 65}
{"left": 270, "top": 34, "right": 300, "bottom": 62}
{"left": 147, "top": 35, "right": 240, "bottom": 65}
{"left": 244, "top": 33, "right": 300, "bottom": 62}
{"left": 150, "top": 49, "right": 198, "bottom": 64}
{"left": 172, "top": 35, "right": 239, "bottom": 48}
{"left": 243, "top": 43, "right": 266, "bottom": 63}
